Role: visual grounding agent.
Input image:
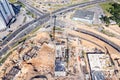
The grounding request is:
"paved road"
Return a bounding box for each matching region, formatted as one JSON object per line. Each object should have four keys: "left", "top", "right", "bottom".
{"left": 76, "top": 29, "right": 120, "bottom": 52}
{"left": 52, "top": 0, "right": 107, "bottom": 15}
{"left": 18, "top": 0, "right": 44, "bottom": 16}
{"left": 0, "top": 0, "right": 107, "bottom": 56}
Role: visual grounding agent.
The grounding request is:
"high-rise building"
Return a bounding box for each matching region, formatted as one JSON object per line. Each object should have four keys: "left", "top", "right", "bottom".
{"left": 0, "top": 0, "right": 15, "bottom": 30}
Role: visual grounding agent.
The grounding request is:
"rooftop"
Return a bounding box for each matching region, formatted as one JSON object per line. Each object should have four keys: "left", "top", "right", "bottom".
{"left": 73, "top": 10, "right": 94, "bottom": 20}
{"left": 55, "top": 59, "right": 65, "bottom": 72}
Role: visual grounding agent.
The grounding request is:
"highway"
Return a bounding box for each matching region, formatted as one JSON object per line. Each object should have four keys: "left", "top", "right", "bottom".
{"left": 18, "top": 0, "right": 44, "bottom": 16}
{"left": 52, "top": 0, "right": 107, "bottom": 15}
{"left": 76, "top": 29, "right": 120, "bottom": 52}
{"left": 0, "top": 0, "right": 108, "bottom": 56}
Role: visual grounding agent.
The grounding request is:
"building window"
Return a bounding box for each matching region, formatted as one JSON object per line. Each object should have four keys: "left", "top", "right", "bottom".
{"left": 0, "top": 2, "right": 7, "bottom": 14}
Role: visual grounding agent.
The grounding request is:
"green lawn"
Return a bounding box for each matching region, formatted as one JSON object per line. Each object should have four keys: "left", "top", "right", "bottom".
{"left": 0, "top": 52, "right": 12, "bottom": 64}
{"left": 9, "top": 0, "right": 17, "bottom": 3}
{"left": 100, "top": 2, "right": 120, "bottom": 26}
{"left": 116, "top": 0, "right": 120, "bottom": 2}
{"left": 100, "top": 2, "right": 113, "bottom": 17}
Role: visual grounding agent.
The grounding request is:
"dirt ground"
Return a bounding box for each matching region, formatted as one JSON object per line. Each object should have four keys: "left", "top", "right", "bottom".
{"left": 67, "top": 29, "right": 120, "bottom": 54}
{"left": 69, "top": 20, "right": 120, "bottom": 46}
{"left": 15, "top": 43, "right": 55, "bottom": 80}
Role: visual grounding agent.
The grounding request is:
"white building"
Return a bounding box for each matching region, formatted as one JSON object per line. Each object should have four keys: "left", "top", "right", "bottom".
{"left": 0, "top": 0, "right": 15, "bottom": 30}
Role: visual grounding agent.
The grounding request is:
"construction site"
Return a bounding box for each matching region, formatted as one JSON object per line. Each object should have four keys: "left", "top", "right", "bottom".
{"left": 0, "top": 19, "right": 120, "bottom": 79}
{"left": 0, "top": 0, "right": 120, "bottom": 80}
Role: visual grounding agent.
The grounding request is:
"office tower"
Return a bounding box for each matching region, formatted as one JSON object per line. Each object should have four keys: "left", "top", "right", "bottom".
{"left": 0, "top": 0, "right": 15, "bottom": 30}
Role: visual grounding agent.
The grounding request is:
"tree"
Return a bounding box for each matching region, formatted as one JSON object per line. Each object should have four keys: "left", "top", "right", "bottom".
{"left": 100, "top": 15, "right": 110, "bottom": 26}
